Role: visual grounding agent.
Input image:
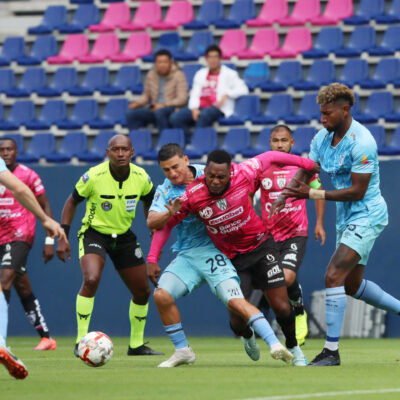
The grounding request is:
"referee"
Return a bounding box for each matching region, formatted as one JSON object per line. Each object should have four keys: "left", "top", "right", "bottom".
{"left": 56, "top": 134, "right": 163, "bottom": 357}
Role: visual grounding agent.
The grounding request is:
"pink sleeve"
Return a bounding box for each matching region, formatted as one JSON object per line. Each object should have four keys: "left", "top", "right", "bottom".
{"left": 256, "top": 151, "right": 315, "bottom": 172}
{"left": 28, "top": 170, "right": 45, "bottom": 197}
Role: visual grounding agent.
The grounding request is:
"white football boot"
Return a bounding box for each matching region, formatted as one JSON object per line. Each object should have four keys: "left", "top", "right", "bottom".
{"left": 288, "top": 345, "right": 308, "bottom": 366}
{"left": 270, "top": 342, "right": 294, "bottom": 364}
{"left": 158, "top": 346, "right": 196, "bottom": 368}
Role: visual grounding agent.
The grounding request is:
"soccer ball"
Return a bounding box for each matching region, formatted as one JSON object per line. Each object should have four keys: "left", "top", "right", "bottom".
{"left": 78, "top": 331, "right": 113, "bottom": 367}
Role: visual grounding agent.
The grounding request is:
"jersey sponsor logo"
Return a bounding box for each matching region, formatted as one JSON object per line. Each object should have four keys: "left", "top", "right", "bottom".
{"left": 267, "top": 265, "right": 281, "bottom": 278}
{"left": 290, "top": 243, "right": 298, "bottom": 251}
{"left": 262, "top": 178, "right": 272, "bottom": 190}
{"left": 34, "top": 178, "right": 41, "bottom": 186}
{"left": 189, "top": 183, "right": 204, "bottom": 193}
{"left": 34, "top": 185, "right": 44, "bottom": 193}
{"left": 273, "top": 170, "right": 291, "bottom": 175}
{"left": 266, "top": 253, "right": 275, "bottom": 263}
{"left": 88, "top": 243, "right": 102, "bottom": 249}
{"left": 243, "top": 158, "right": 260, "bottom": 171}
{"left": 361, "top": 155, "right": 370, "bottom": 165}
{"left": 216, "top": 198, "right": 227, "bottom": 211}
{"left": 284, "top": 253, "right": 297, "bottom": 262}
{"left": 276, "top": 177, "right": 286, "bottom": 189}
{"left": 126, "top": 199, "right": 136, "bottom": 212}
{"left": 0, "top": 185, "right": 5, "bottom": 195}
{"left": 218, "top": 214, "right": 250, "bottom": 234}
{"left": 101, "top": 201, "right": 112, "bottom": 211}
{"left": 0, "top": 198, "right": 14, "bottom": 206}
{"left": 206, "top": 225, "right": 219, "bottom": 234}
{"left": 135, "top": 247, "right": 143, "bottom": 259}
{"left": 268, "top": 192, "right": 281, "bottom": 200}
{"left": 82, "top": 173, "right": 89, "bottom": 183}
{"left": 209, "top": 206, "right": 243, "bottom": 226}
{"left": 199, "top": 206, "right": 213, "bottom": 219}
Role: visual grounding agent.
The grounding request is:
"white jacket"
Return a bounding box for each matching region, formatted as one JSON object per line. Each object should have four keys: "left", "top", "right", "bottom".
{"left": 189, "top": 65, "right": 249, "bottom": 117}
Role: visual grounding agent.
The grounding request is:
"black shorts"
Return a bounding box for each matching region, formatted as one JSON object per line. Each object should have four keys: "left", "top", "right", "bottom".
{"left": 78, "top": 227, "right": 145, "bottom": 270}
{"left": 231, "top": 239, "right": 286, "bottom": 298}
{"left": 266, "top": 236, "right": 307, "bottom": 273}
{"left": 0, "top": 241, "right": 30, "bottom": 274}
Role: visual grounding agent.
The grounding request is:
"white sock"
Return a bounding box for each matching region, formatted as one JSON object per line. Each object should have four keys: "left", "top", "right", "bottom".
{"left": 324, "top": 341, "right": 339, "bottom": 351}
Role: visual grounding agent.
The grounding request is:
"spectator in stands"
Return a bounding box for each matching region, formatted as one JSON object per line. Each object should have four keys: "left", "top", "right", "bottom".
{"left": 126, "top": 49, "right": 188, "bottom": 132}
{"left": 170, "top": 45, "right": 249, "bottom": 135}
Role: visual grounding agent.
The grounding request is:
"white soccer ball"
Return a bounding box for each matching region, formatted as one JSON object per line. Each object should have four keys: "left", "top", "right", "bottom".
{"left": 78, "top": 331, "right": 114, "bottom": 367}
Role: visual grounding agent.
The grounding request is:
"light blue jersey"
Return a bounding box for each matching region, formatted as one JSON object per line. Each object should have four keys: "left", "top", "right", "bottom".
{"left": 150, "top": 164, "right": 212, "bottom": 252}
{"left": 309, "top": 119, "right": 388, "bottom": 231}
{"left": 0, "top": 158, "right": 7, "bottom": 173}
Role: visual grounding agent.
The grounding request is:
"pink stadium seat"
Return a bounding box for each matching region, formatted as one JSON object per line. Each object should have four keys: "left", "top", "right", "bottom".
{"left": 119, "top": 2, "right": 161, "bottom": 31}
{"left": 89, "top": 3, "right": 131, "bottom": 32}
{"left": 279, "top": 0, "right": 320, "bottom": 26}
{"left": 110, "top": 32, "right": 152, "bottom": 62}
{"left": 311, "top": 0, "right": 353, "bottom": 25}
{"left": 220, "top": 30, "right": 247, "bottom": 59}
{"left": 269, "top": 28, "right": 312, "bottom": 58}
{"left": 78, "top": 34, "right": 120, "bottom": 64}
{"left": 246, "top": 0, "right": 288, "bottom": 27}
{"left": 47, "top": 34, "right": 89, "bottom": 64}
{"left": 151, "top": 1, "right": 193, "bottom": 30}
{"left": 237, "top": 29, "right": 279, "bottom": 59}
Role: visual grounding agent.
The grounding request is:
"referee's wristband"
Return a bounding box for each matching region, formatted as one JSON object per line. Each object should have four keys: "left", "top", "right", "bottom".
{"left": 61, "top": 224, "right": 70, "bottom": 238}
{"left": 309, "top": 188, "right": 326, "bottom": 200}
{"left": 45, "top": 237, "right": 55, "bottom": 245}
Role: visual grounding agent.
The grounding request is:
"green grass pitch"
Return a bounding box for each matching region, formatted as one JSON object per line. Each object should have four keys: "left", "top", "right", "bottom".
{"left": 1, "top": 337, "right": 400, "bottom": 400}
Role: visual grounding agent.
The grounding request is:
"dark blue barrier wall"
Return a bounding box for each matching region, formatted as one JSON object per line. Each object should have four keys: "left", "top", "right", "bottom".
{"left": 7, "top": 160, "right": 400, "bottom": 337}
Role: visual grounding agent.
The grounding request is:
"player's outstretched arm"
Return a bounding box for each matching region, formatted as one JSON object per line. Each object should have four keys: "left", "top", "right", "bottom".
{"left": 147, "top": 197, "right": 185, "bottom": 230}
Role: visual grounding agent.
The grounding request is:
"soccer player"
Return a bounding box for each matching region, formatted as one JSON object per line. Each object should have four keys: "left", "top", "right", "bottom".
{"left": 0, "top": 138, "right": 57, "bottom": 351}
{"left": 147, "top": 144, "right": 294, "bottom": 367}
{"left": 148, "top": 149, "right": 320, "bottom": 366}
{"left": 251, "top": 125, "right": 326, "bottom": 345}
{"left": 56, "top": 134, "right": 162, "bottom": 357}
{"left": 272, "top": 83, "right": 400, "bottom": 366}
{"left": 0, "top": 154, "right": 66, "bottom": 379}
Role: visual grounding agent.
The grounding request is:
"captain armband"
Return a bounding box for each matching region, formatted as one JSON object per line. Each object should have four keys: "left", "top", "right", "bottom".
{"left": 309, "top": 188, "right": 325, "bottom": 200}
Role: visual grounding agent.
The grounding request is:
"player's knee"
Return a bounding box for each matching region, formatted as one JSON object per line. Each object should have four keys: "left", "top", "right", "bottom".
{"left": 271, "top": 300, "right": 291, "bottom": 318}
{"left": 83, "top": 275, "right": 101, "bottom": 293}
{"left": 153, "top": 288, "right": 174, "bottom": 307}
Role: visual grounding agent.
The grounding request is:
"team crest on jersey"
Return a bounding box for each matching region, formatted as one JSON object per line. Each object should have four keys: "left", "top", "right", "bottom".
{"left": 262, "top": 178, "right": 272, "bottom": 190}
{"left": 216, "top": 198, "right": 227, "bottom": 211}
{"left": 101, "top": 201, "right": 112, "bottom": 211}
{"left": 82, "top": 173, "right": 89, "bottom": 183}
{"left": 199, "top": 207, "right": 213, "bottom": 219}
{"left": 135, "top": 247, "right": 143, "bottom": 259}
{"left": 276, "top": 177, "right": 286, "bottom": 189}
{"left": 0, "top": 185, "right": 5, "bottom": 195}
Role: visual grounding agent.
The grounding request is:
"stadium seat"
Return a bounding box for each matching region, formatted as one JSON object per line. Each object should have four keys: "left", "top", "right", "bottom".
{"left": 142, "top": 32, "right": 183, "bottom": 62}
{"left": 378, "top": 126, "right": 400, "bottom": 155}
{"left": 16, "top": 36, "right": 57, "bottom": 66}
{"left": 5, "top": 133, "right": 24, "bottom": 156}
{"left": 110, "top": 32, "right": 152, "bottom": 63}
{"left": 71, "top": 0, "right": 94, "bottom": 3}
{"left": 0, "top": 69, "right": 16, "bottom": 93}
{"left": 89, "top": 3, "right": 130, "bottom": 32}
{"left": 251, "top": 94, "right": 293, "bottom": 125}
{"left": 56, "top": 99, "right": 98, "bottom": 130}
{"left": 383, "top": 102, "right": 400, "bottom": 123}
{"left": 242, "top": 128, "right": 272, "bottom": 158}
{"left": 311, "top": 0, "right": 353, "bottom": 25}
{"left": 243, "top": 62, "right": 270, "bottom": 91}
{"left": 141, "top": 129, "right": 185, "bottom": 160}
{"left": 285, "top": 93, "right": 320, "bottom": 124}
{"left": 181, "top": 64, "right": 203, "bottom": 90}
{"left": 77, "top": 131, "right": 116, "bottom": 162}
{"left": 359, "top": 58, "right": 400, "bottom": 89}
{"left": 47, "top": 34, "right": 89, "bottom": 64}
{"left": 89, "top": 98, "right": 128, "bottom": 129}
{"left": 221, "top": 128, "right": 251, "bottom": 157}
{"left": 25, "top": 100, "right": 67, "bottom": 130}
{"left": 246, "top": 0, "right": 288, "bottom": 27}
{"left": 0, "top": 37, "right": 26, "bottom": 66}
{"left": 219, "top": 95, "right": 261, "bottom": 126}
{"left": 100, "top": 65, "right": 143, "bottom": 95}
{"left": 17, "top": 133, "right": 56, "bottom": 163}
{"left": 291, "top": 127, "right": 317, "bottom": 155}
{"left": 185, "top": 128, "right": 218, "bottom": 159}
{"left": 78, "top": 33, "right": 119, "bottom": 63}
{"left": 28, "top": 5, "right": 67, "bottom": 34}
{"left": 369, "top": 26, "right": 400, "bottom": 56}
{"left": 219, "top": 30, "right": 247, "bottom": 59}
{"left": 337, "top": 59, "right": 369, "bottom": 87}
{"left": 46, "top": 132, "right": 88, "bottom": 163}
{"left": 5, "top": 68, "right": 46, "bottom": 98}
{"left": 293, "top": 60, "right": 335, "bottom": 91}
{"left": 68, "top": 66, "right": 109, "bottom": 96}
{"left": 120, "top": 2, "right": 161, "bottom": 31}
{"left": 353, "top": 92, "right": 394, "bottom": 124}
{"left": 129, "top": 130, "right": 152, "bottom": 158}
{"left": 259, "top": 61, "right": 302, "bottom": 91}
{"left": 183, "top": 0, "right": 223, "bottom": 30}
{"left": 0, "top": 100, "right": 35, "bottom": 131}
{"left": 58, "top": 4, "right": 99, "bottom": 34}
{"left": 237, "top": 29, "right": 279, "bottom": 59}
{"left": 365, "top": 125, "right": 387, "bottom": 155}
{"left": 269, "top": 28, "right": 312, "bottom": 58}
{"left": 334, "top": 26, "right": 376, "bottom": 57}
{"left": 214, "top": 0, "right": 256, "bottom": 29}
{"left": 375, "top": 0, "right": 400, "bottom": 24}
{"left": 174, "top": 31, "right": 214, "bottom": 62}
{"left": 344, "top": 0, "right": 385, "bottom": 25}
{"left": 279, "top": 0, "right": 320, "bottom": 26}
{"left": 151, "top": 1, "right": 193, "bottom": 30}
{"left": 302, "top": 27, "right": 343, "bottom": 58}
{"left": 36, "top": 67, "right": 78, "bottom": 97}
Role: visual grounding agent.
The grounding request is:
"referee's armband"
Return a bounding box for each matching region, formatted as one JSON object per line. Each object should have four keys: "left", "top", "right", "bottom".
{"left": 141, "top": 186, "right": 156, "bottom": 203}
{"left": 72, "top": 188, "right": 85, "bottom": 203}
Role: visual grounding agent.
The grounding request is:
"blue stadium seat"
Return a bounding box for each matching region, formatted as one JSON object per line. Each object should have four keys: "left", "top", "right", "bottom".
{"left": 28, "top": 5, "right": 68, "bottom": 34}
{"left": 0, "top": 69, "right": 16, "bottom": 93}
{"left": 378, "top": 126, "right": 400, "bottom": 155}
{"left": 36, "top": 67, "right": 78, "bottom": 97}
{"left": 5, "top": 68, "right": 47, "bottom": 98}
{"left": 181, "top": 64, "right": 202, "bottom": 90}
{"left": 57, "top": 99, "right": 98, "bottom": 130}
{"left": 334, "top": 26, "right": 376, "bottom": 57}
{"left": 68, "top": 67, "right": 109, "bottom": 96}
{"left": 285, "top": 93, "right": 320, "bottom": 125}
{"left": 174, "top": 31, "right": 214, "bottom": 61}
{"left": 302, "top": 27, "right": 343, "bottom": 59}
{"left": 293, "top": 60, "right": 335, "bottom": 91}
{"left": 369, "top": 26, "right": 400, "bottom": 56}
{"left": 17, "top": 133, "right": 56, "bottom": 163}
{"left": 71, "top": 0, "right": 93, "bottom": 3}
{"left": 219, "top": 95, "right": 261, "bottom": 125}
{"left": 291, "top": 127, "right": 317, "bottom": 155}
{"left": 365, "top": 125, "right": 387, "bottom": 155}
{"left": 46, "top": 131, "right": 87, "bottom": 163}
{"left": 337, "top": 59, "right": 369, "bottom": 87}
{"left": 251, "top": 94, "right": 293, "bottom": 125}
{"left": 242, "top": 128, "right": 272, "bottom": 158}
{"left": 100, "top": 66, "right": 143, "bottom": 95}
{"left": 214, "top": 0, "right": 256, "bottom": 29}
{"left": 375, "top": 0, "right": 400, "bottom": 24}
{"left": 89, "top": 98, "right": 129, "bottom": 129}
{"left": 221, "top": 128, "right": 251, "bottom": 156}
{"left": 353, "top": 92, "right": 394, "bottom": 124}
{"left": 183, "top": 0, "right": 223, "bottom": 30}
{"left": 0, "top": 100, "right": 35, "bottom": 131}
{"left": 222, "top": 63, "right": 237, "bottom": 71}
{"left": 359, "top": 58, "right": 400, "bottom": 89}
{"left": 383, "top": 102, "right": 400, "bottom": 122}
{"left": 259, "top": 61, "right": 302, "bottom": 92}
{"left": 243, "top": 62, "right": 270, "bottom": 91}
{"left": 16, "top": 36, "right": 57, "bottom": 66}
{"left": 59, "top": 4, "right": 99, "bottom": 34}
{"left": 25, "top": 100, "right": 67, "bottom": 130}
{"left": 129, "top": 130, "right": 152, "bottom": 158}
{"left": 3, "top": 133, "right": 24, "bottom": 156}
{"left": 142, "top": 129, "right": 185, "bottom": 160}
{"left": 185, "top": 128, "right": 218, "bottom": 159}
{"left": 0, "top": 37, "right": 26, "bottom": 66}
{"left": 142, "top": 32, "right": 182, "bottom": 62}
{"left": 344, "top": 0, "right": 384, "bottom": 25}
{"left": 77, "top": 131, "right": 115, "bottom": 162}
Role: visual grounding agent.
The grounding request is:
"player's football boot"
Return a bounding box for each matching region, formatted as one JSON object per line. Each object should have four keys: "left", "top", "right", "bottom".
{"left": 241, "top": 328, "right": 260, "bottom": 361}
{"left": 33, "top": 337, "right": 57, "bottom": 351}
{"left": 158, "top": 346, "right": 196, "bottom": 368}
{"left": 295, "top": 311, "right": 308, "bottom": 346}
{"left": 127, "top": 342, "right": 164, "bottom": 356}
{"left": 74, "top": 343, "right": 79, "bottom": 358}
{"left": 270, "top": 342, "right": 294, "bottom": 364}
{"left": 0, "top": 346, "right": 28, "bottom": 379}
{"left": 288, "top": 345, "right": 307, "bottom": 366}
{"left": 308, "top": 348, "right": 340, "bottom": 366}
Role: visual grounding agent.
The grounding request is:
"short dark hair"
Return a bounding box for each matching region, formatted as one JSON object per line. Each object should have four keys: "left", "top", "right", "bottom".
{"left": 0, "top": 137, "right": 17, "bottom": 148}
{"left": 155, "top": 49, "right": 172, "bottom": 60}
{"left": 271, "top": 124, "right": 293, "bottom": 137}
{"left": 158, "top": 143, "right": 185, "bottom": 162}
{"left": 205, "top": 45, "right": 222, "bottom": 58}
{"left": 206, "top": 150, "right": 231, "bottom": 167}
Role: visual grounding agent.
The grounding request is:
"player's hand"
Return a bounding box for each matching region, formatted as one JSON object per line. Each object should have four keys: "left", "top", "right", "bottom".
{"left": 43, "top": 244, "right": 54, "bottom": 263}
{"left": 56, "top": 237, "right": 71, "bottom": 262}
{"left": 165, "top": 197, "right": 184, "bottom": 216}
{"left": 269, "top": 197, "right": 285, "bottom": 218}
{"left": 282, "top": 178, "right": 310, "bottom": 199}
{"left": 42, "top": 217, "right": 68, "bottom": 242}
{"left": 192, "top": 109, "right": 200, "bottom": 122}
{"left": 311, "top": 162, "right": 321, "bottom": 174}
{"left": 147, "top": 262, "right": 161, "bottom": 287}
{"left": 314, "top": 223, "right": 326, "bottom": 246}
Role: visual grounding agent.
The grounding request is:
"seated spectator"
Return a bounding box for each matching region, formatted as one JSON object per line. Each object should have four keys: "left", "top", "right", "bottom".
{"left": 126, "top": 49, "right": 188, "bottom": 132}
{"left": 170, "top": 45, "right": 248, "bottom": 135}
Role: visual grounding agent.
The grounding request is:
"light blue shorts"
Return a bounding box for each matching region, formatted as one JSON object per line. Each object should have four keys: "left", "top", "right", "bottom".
{"left": 336, "top": 223, "right": 386, "bottom": 265}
